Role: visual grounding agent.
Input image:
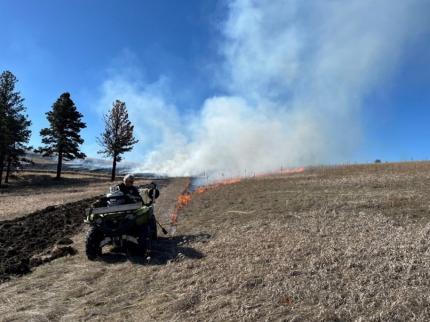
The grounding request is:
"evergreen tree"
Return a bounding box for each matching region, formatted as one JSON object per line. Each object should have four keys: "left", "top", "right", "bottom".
{"left": 0, "top": 71, "right": 31, "bottom": 186}
{"left": 4, "top": 113, "right": 31, "bottom": 183}
{"left": 98, "top": 100, "right": 138, "bottom": 181}
{"left": 37, "top": 92, "right": 86, "bottom": 179}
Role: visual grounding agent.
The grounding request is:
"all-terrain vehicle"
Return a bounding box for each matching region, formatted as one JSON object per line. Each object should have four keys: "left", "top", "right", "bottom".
{"left": 84, "top": 182, "right": 160, "bottom": 260}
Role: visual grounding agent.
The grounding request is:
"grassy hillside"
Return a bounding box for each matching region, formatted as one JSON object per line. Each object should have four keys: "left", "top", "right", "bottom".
{"left": 1, "top": 162, "right": 430, "bottom": 321}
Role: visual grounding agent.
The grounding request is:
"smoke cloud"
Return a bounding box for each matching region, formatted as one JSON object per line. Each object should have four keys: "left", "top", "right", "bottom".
{"left": 97, "top": 0, "right": 430, "bottom": 177}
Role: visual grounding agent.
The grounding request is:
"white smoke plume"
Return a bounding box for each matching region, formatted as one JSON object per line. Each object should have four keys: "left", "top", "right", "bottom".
{"left": 97, "top": 0, "right": 430, "bottom": 177}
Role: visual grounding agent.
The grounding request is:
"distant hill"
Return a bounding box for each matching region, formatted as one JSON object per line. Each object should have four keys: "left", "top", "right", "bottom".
{"left": 23, "top": 152, "right": 164, "bottom": 178}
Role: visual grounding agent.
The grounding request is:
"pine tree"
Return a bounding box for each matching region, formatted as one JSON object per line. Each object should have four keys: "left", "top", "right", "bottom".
{"left": 98, "top": 100, "right": 138, "bottom": 181}
{"left": 37, "top": 92, "right": 86, "bottom": 179}
{"left": 0, "top": 71, "right": 31, "bottom": 186}
{"left": 4, "top": 113, "right": 31, "bottom": 183}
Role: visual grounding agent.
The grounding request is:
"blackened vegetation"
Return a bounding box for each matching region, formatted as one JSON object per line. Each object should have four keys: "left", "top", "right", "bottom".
{"left": 0, "top": 197, "right": 98, "bottom": 282}
{"left": 97, "top": 100, "right": 138, "bottom": 182}
{"left": 36, "top": 92, "right": 87, "bottom": 179}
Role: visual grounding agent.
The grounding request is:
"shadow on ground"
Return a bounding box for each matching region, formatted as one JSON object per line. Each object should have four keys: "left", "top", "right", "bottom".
{"left": 97, "top": 233, "right": 211, "bottom": 265}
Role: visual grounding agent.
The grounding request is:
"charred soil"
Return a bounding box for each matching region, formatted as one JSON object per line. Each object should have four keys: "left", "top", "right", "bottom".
{"left": 0, "top": 197, "right": 98, "bottom": 282}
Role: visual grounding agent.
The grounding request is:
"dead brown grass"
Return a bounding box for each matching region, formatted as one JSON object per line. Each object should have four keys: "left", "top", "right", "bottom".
{"left": 0, "top": 171, "right": 164, "bottom": 220}
{"left": 2, "top": 162, "right": 430, "bottom": 321}
{"left": 0, "top": 172, "right": 112, "bottom": 220}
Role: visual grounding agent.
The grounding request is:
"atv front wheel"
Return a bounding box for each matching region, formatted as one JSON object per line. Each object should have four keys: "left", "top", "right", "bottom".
{"left": 149, "top": 215, "right": 158, "bottom": 240}
{"left": 86, "top": 226, "right": 103, "bottom": 260}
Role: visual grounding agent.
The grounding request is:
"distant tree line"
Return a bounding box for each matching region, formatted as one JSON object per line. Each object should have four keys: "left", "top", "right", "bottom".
{"left": 0, "top": 70, "right": 138, "bottom": 186}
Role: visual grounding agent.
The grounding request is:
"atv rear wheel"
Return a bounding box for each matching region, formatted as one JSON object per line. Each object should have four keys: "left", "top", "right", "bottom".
{"left": 86, "top": 226, "right": 103, "bottom": 260}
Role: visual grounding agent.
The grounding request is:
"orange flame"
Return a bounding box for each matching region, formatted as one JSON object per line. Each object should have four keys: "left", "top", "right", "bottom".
{"left": 195, "top": 187, "right": 208, "bottom": 194}
{"left": 170, "top": 178, "right": 242, "bottom": 225}
{"left": 170, "top": 192, "right": 191, "bottom": 225}
{"left": 177, "top": 193, "right": 192, "bottom": 208}
{"left": 254, "top": 167, "right": 305, "bottom": 178}
{"left": 170, "top": 167, "right": 305, "bottom": 225}
{"left": 279, "top": 167, "right": 305, "bottom": 174}
{"left": 169, "top": 168, "right": 305, "bottom": 225}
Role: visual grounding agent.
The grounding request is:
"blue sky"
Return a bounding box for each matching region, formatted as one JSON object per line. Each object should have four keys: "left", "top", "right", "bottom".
{"left": 362, "top": 39, "right": 430, "bottom": 162}
{"left": 0, "top": 0, "right": 224, "bottom": 151}
{"left": 1, "top": 0, "right": 430, "bottom": 175}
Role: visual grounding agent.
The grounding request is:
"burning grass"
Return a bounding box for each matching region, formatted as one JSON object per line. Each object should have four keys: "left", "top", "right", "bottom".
{"left": 2, "top": 162, "right": 430, "bottom": 321}
{"left": 170, "top": 177, "right": 244, "bottom": 225}
{"left": 170, "top": 167, "right": 304, "bottom": 226}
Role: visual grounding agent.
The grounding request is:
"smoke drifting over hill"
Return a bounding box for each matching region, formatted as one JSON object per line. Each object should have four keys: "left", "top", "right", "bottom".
{"left": 97, "top": 0, "right": 429, "bottom": 177}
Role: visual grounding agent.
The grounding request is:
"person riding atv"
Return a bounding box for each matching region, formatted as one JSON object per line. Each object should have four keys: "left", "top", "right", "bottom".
{"left": 84, "top": 174, "right": 160, "bottom": 260}
{"left": 118, "top": 174, "right": 141, "bottom": 200}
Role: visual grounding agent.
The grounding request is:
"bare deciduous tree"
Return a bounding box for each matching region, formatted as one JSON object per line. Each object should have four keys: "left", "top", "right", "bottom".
{"left": 98, "top": 100, "right": 138, "bottom": 181}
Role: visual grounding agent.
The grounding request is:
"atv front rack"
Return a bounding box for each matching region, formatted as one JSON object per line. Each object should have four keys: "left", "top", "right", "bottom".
{"left": 87, "top": 202, "right": 143, "bottom": 216}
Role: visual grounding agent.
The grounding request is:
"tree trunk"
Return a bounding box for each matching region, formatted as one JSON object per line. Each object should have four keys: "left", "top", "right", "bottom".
{"left": 111, "top": 156, "right": 117, "bottom": 182}
{"left": 0, "top": 153, "right": 4, "bottom": 187}
{"left": 56, "top": 151, "right": 63, "bottom": 179}
{"left": 5, "top": 157, "right": 12, "bottom": 183}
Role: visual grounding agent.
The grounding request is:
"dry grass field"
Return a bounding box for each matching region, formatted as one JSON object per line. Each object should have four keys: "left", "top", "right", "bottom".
{"left": 1, "top": 162, "right": 430, "bottom": 321}
{"left": 0, "top": 171, "right": 113, "bottom": 220}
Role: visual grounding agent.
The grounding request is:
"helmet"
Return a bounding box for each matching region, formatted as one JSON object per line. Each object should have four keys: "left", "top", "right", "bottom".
{"left": 123, "top": 174, "right": 135, "bottom": 183}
